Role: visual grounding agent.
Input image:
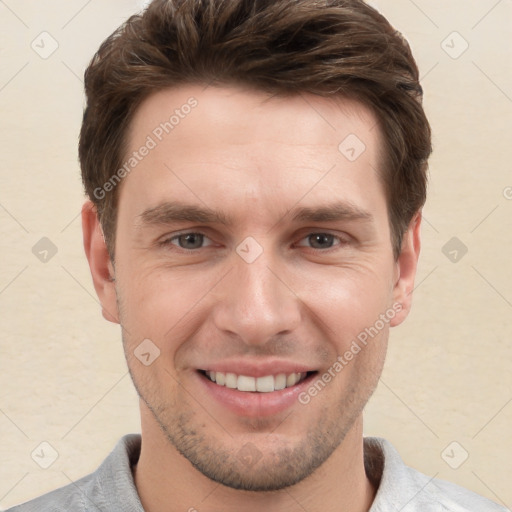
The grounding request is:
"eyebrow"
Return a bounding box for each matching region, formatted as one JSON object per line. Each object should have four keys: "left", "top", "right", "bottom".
{"left": 290, "top": 203, "right": 373, "bottom": 223}
{"left": 136, "top": 200, "right": 373, "bottom": 228}
{"left": 138, "top": 203, "right": 230, "bottom": 227}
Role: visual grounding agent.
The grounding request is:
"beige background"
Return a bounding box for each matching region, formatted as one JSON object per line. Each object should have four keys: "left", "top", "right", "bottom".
{"left": 0, "top": 0, "right": 511, "bottom": 509}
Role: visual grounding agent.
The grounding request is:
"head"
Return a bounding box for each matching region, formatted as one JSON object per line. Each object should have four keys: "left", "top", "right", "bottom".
{"left": 81, "top": 0, "right": 431, "bottom": 493}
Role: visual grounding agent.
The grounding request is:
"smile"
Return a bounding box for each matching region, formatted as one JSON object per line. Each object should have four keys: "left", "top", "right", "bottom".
{"left": 200, "top": 370, "right": 311, "bottom": 392}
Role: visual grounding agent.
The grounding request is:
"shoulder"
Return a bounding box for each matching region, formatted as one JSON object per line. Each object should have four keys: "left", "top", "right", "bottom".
{"left": 405, "top": 465, "right": 508, "bottom": 512}
{"left": 4, "top": 472, "right": 95, "bottom": 512}
{"left": 364, "top": 437, "right": 508, "bottom": 512}
{"left": 4, "top": 434, "right": 142, "bottom": 512}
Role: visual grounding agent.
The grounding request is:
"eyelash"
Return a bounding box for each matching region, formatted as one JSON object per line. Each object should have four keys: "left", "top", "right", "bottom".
{"left": 159, "top": 231, "right": 350, "bottom": 252}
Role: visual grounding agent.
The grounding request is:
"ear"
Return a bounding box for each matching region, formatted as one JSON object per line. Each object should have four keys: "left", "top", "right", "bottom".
{"left": 389, "top": 211, "right": 422, "bottom": 327}
{"left": 81, "top": 200, "right": 119, "bottom": 324}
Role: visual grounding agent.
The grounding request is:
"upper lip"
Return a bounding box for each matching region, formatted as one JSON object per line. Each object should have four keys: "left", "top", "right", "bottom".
{"left": 198, "top": 359, "right": 316, "bottom": 378}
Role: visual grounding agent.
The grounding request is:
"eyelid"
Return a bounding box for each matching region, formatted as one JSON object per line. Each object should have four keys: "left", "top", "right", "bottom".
{"left": 295, "top": 231, "right": 351, "bottom": 249}
{"left": 160, "top": 230, "right": 215, "bottom": 250}
{"left": 158, "top": 229, "right": 352, "bottom": 252}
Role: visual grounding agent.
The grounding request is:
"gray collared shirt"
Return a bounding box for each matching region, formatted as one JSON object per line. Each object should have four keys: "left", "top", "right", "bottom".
{"left": 6, "top": 434, "right": 508, "bottom": 511}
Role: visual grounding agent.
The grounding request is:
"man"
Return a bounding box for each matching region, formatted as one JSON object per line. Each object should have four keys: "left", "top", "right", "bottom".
{"left": 7, "top": 0, "right": 507, "bottom": 510}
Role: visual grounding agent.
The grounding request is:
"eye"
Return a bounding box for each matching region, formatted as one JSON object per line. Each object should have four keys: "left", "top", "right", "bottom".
{"left": 160, "top": 231, "right": 349, "bottom": 252}
{"left": 296, "top": 233, "right": 346, "bottom": 250}
{"left": 162, "top": 232, "right": 214, "bottom": 251}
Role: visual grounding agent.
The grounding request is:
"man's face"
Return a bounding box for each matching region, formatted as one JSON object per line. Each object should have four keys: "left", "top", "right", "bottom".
{"left": 90, "top": 85, "right": 417, "bottom": 491}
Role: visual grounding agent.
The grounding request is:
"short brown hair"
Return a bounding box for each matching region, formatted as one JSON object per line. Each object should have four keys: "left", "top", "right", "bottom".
{"left": 79, "top": 0, "right": 432, "bottom": 260}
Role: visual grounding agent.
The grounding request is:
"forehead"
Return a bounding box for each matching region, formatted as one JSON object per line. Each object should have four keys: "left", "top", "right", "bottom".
{"left": 118, "top": 84, "right": 387, "bottom": 227}
{"left": 128, "top": 84, "right": 381, "bottom": 154}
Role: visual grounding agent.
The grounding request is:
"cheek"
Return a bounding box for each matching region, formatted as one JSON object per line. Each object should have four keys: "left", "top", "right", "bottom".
{"left": 116, "top": 249, "right": 395, "bottom": 355}
{"left": 296, "top": 264, "right": 395, "bottom": 343}
{"left": 116, "top": 266, "right": 218, "bottom": 344}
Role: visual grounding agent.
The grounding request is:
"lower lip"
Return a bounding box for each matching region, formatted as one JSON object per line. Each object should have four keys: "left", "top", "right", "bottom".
{"left": 197, "top": 371, "right": 317, "bottom": 418}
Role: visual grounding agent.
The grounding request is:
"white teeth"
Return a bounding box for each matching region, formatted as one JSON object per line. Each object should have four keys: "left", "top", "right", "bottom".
{"left": 205, "top": 371, "right": 307, "bottom": 392}
{"left": 225, "top": 372, "right": 238, "bottom": 389}
{"left": 274, "top": 373, "right": 287, "bottom": 390}
{"left": 237, "top": 375, "right": 256, "bottom": 391}
{"left": 286, "top": 373, "right": 298, "bottom": 387}
{"left": 256, "top": 375, "right": 275, "bottom": 393}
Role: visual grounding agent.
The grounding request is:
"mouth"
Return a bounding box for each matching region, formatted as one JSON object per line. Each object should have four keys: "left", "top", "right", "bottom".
{"left": 198, "top": 369, "right": 317, "bottom": 393}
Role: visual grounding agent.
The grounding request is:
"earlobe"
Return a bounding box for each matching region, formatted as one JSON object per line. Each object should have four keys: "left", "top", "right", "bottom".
{"left": 390, "top": 212, "right": 422, "bottom": 327}
{"left": 81, "top": 200, "right": 120, "bottom": 324}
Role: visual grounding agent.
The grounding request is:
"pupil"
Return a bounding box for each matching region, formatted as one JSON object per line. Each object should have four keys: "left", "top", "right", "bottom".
{"left": 180, "top": 233, "right": 203, "bottom": 249}
{"left": 311, "top": 233, "right": 333, "bottom": 248}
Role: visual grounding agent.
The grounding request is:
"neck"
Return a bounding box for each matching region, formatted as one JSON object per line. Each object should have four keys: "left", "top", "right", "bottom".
{"left": 134, "top": 407, "right": 376, "bottom": 512}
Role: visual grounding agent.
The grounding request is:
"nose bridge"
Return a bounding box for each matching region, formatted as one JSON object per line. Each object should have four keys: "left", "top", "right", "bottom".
{"left": 212, "top": 248, "right": 301, "bottom": 344}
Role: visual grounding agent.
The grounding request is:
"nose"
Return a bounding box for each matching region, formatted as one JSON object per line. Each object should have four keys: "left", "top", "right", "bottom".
{"left": 211, "top": 250, "right": 302, "bottom": 347}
